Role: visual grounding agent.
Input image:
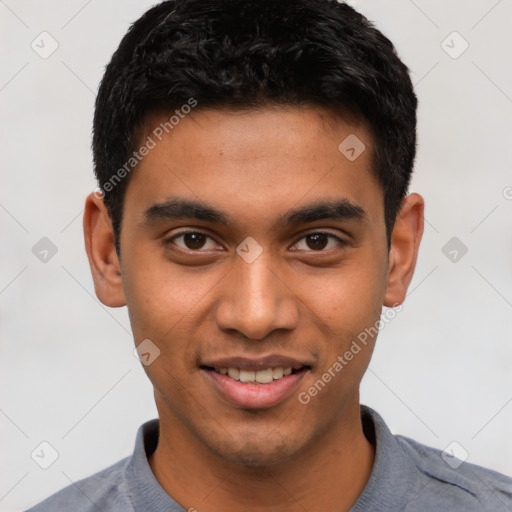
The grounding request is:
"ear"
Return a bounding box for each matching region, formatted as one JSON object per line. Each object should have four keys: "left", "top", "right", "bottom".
{"left": 83, "top": 192, "right": 126, "bottom": 307}
{"left": 383, "top": 193, "right": 424, "bottom": 307}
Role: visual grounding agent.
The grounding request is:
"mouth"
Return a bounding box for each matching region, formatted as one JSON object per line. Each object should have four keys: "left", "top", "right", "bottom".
{"left": 200, "top": 357, "right": 312, "bottom": 409}
{"left": 201, "top": 365, "right": 308, "bottom": 383}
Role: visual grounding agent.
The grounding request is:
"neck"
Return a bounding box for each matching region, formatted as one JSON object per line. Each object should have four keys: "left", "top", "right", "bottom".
{"left": 148, "top": 395, "right": 374, "bottom": 512}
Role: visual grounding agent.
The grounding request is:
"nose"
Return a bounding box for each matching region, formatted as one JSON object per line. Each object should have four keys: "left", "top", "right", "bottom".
{"left": 215, "top": 254, "right": 299, "bottom": 340}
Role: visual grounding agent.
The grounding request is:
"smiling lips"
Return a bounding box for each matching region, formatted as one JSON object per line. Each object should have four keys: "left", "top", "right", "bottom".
{"left": 216, "top": 366, "right": 293, "bottom": 383}
{"left": 201, "top": 356, "right": 311, "bottom": 408}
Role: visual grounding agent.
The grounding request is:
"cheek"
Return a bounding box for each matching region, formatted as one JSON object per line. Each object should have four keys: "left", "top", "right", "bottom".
{"left": 121, "top": 258, "right": 207, "bottom": 393}
{"left": 302, "top": 260, "right": 387, "bottom": 332}
{"left": 120, "top": 245, "right": 220, "bottom": 346}
{"left": 121, "top": 246, "right": 183, "bottom": 340}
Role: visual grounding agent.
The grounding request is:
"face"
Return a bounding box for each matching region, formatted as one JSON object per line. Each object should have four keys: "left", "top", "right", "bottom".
{"left": 85, "top": 106, "right": 422, "bottom": 468}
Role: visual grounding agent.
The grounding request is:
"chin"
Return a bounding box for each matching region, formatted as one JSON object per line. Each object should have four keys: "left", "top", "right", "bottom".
{"left": 209, "top": 434, "right": 300, "bottom": 469}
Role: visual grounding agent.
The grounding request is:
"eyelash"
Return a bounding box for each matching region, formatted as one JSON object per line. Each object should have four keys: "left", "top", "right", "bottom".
{"left": 165, "top": 230, "right": 345, "bottom": 253}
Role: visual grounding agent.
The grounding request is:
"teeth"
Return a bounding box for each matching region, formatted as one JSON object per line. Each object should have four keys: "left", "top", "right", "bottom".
{"left": 227, "top": 367, "right": 240, "bottom": 380}
{"left": 256, "top": 368, "right": 273, "bottom": 384}
{"left": 218, "top": 367, "right": 295, "bottom": 383}
{"left": 272, "top": 367, "right": 284, "bottom": 379}
{"left": 239, "top": 370, "right": 256, "bottom": 382}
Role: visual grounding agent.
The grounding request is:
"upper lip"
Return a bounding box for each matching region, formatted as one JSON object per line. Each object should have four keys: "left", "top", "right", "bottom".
{"left": 200, "top": 354, "right": 312, "bottom": 372}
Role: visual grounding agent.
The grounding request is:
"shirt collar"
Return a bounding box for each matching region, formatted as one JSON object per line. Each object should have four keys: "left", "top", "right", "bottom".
{"left": 351, "top": 405, "right": 411, "bottom": 511}
{"left": 124, "top": 405, "right": 412, "bottom": 511}
{"left": 124, "top": 418, "right": 181, "bottom": 511}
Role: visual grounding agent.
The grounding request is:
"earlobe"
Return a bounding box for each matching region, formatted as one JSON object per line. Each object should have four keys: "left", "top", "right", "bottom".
{"left": 383, "top": 193, "right": 424, "bottom": 307}
{"left": 83, "top": 192, "right": 126, "bottom": 308}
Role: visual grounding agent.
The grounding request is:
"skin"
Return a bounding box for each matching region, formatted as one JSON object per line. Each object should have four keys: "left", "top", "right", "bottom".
{"left": 84, "top": 106, "right": 424, "bottom": 512}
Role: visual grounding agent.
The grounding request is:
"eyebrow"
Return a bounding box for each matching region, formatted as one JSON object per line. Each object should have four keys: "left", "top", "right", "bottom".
{"left": 278, "top": 199, "right": 366, "bottom": 228}
{"left": 142, "top": 197, "right": 366, "bottom": 228}
{"left": 144, "top": 198, "right": 231, "bottom": 225}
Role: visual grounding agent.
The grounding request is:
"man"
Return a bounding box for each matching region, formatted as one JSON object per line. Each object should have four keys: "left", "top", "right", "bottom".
{"left": 26, "top": 0, "right": 512, "bottom": 510}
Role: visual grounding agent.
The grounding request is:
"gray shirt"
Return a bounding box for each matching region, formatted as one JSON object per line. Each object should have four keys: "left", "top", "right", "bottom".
{"left": 25, "top": 406, "right": 512, "bottom": 511}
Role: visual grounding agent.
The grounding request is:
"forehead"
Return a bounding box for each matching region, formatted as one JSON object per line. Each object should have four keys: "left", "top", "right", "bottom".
{"left": 123, "top": 106, "right": 383, "bottom": 230}
{"left": 141, "top": 105, "right": 370, "bottom": 163}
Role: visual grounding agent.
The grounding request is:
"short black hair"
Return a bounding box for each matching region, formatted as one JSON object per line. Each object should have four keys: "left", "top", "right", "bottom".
{"left": 93, "top": 0, "right": 417, "bottom": 254}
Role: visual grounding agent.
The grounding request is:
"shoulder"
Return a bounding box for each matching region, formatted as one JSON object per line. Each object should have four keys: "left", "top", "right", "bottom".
{"left": 24, "top": 456, "right": 132, "bottom": 512}
{"left": 358, "top": 406, "right": 512, "bottom": 511}
{"left": 396, "top": 434, "right": 512, "bottom": 510}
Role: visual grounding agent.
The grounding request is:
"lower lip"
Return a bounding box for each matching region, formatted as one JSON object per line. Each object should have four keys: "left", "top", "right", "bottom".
{"left": 202, "top": 369, "right": 308, "bottom": 409}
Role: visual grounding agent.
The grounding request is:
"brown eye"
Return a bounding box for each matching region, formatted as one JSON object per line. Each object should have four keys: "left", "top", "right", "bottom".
{"left": 183, "top": 233, "right": 207, "bottom": 249}
{"left": 168, "top": 231, "right": 220, "bottom": 251}
{"left": 305, "top": 233, "right": 329, "bottom": 250}
{"left": 292, "top": 232, "right": 344, "bottom": 252}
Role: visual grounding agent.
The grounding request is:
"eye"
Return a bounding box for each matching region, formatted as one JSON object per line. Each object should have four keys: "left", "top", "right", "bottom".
{"left": 167, "top": 231, "right": 220, "bottom": 251}
{"left": 292, "top": 232, "right": 344, "bottom": 251}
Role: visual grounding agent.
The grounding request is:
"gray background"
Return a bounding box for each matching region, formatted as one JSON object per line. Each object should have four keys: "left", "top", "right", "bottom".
{"left": 1, "top": 1, "right": 511, "bottom": 510}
